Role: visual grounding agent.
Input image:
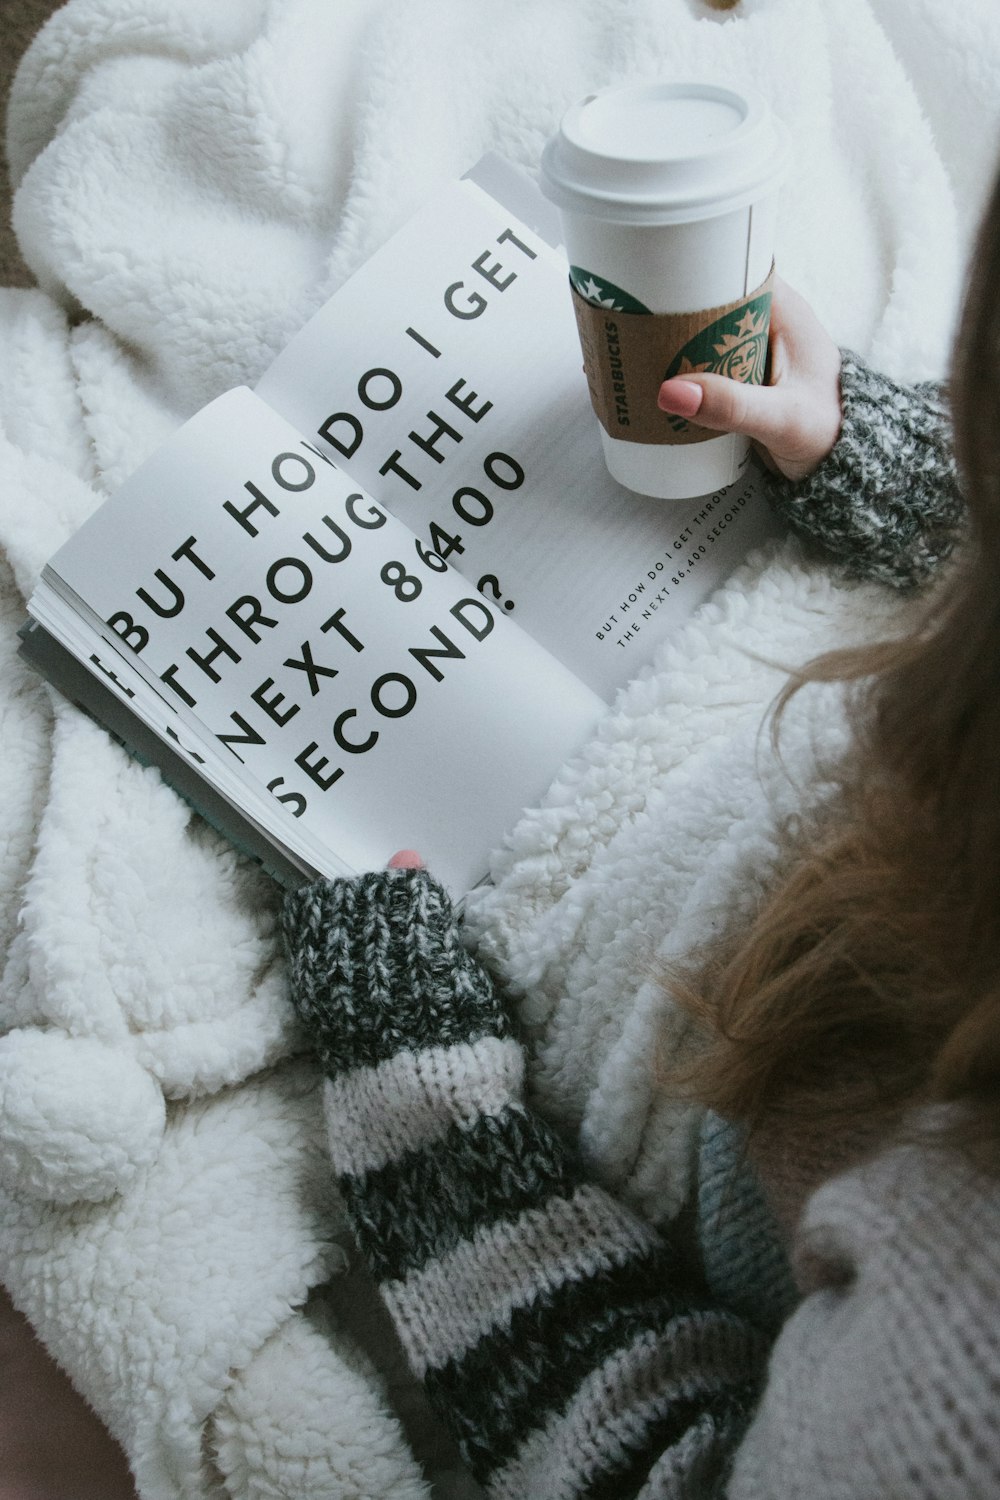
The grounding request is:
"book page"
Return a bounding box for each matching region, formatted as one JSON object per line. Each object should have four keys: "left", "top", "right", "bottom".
{"left": 38, "top": 388, "right": 603, "bottom": 894}
{"left": 255, "top": 165, "right": 779, "bottom": 700}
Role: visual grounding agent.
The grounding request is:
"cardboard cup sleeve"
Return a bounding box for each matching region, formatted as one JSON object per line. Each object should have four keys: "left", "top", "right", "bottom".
{"left": 571, "top": 264, "right": 775, "bottom": 446}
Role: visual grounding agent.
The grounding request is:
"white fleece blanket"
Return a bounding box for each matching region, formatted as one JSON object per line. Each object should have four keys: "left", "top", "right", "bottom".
{"left": 1, "top": 2, "right": 998, "bottom": 1496}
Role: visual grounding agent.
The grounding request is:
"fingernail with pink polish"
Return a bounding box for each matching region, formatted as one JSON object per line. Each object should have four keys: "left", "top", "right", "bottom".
{"left": 388, "top": 849, "right": 424, "bottom": 869}
{"left": 658, "top": 379, "right": 703, "bottom": 417}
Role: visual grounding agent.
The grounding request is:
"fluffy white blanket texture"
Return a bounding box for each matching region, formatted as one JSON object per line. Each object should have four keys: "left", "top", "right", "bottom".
{"left": 1, "top": 1, "right": 998, "bottom": 1495}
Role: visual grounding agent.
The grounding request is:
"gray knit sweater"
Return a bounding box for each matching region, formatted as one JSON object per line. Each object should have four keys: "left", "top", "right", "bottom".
{"left": 766, "top": 349, "right": 962, "bottom": 589}
{"left": 282, "top": 357, "right": 1000, "bottom": 1498}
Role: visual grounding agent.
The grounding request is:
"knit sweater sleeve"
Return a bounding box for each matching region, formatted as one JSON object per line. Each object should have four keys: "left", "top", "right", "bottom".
{"left": 764, "top": 351, "right": 964, "bottom": 589}
{"left": 281, "top": 870, "right": 769, "bottom": 1500}
{"left": 726, "top": 1138, "right": 1000, "bottom": 1499}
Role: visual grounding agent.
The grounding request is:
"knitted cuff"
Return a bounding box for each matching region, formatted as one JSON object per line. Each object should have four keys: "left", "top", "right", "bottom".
{"left": 765, "top": 349, "right": 964, "bottom": 589}
{"left": 280, "top": 869, "right": 515, "bottom": 1078}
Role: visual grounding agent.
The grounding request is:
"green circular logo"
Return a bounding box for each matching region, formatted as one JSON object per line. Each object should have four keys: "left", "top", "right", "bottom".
{"left": 663, "top": 293, "right": 772, "bottom": 386}
{"left": 660, "top": 291, "right": 772, "bottom": 433}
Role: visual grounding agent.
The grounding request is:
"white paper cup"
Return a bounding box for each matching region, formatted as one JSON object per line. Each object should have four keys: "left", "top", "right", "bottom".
{"left": 541, "top": 80, "right": 786, "bottom": 499}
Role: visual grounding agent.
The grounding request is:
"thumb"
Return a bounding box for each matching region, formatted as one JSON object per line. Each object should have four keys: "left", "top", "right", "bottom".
{"left": 657, "top": 373, "right": 793, "bottom": 452}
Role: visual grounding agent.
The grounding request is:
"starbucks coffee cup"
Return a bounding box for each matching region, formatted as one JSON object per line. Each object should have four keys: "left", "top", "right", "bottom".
{"left": 540, "top": 80, "right": 787, "bottom": 499}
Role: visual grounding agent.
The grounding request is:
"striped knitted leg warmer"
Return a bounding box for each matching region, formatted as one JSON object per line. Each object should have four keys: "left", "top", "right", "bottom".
{"left": 282, "top": 871, "right": 767, "bottom": 1499}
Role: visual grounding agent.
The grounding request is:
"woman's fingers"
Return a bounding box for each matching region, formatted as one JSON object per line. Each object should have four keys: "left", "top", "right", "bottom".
{"left": 657, "top": 279, "right": 842, "bottom": 482}
{"left": 658, "top": 371, "right": 797, "bottom": 449}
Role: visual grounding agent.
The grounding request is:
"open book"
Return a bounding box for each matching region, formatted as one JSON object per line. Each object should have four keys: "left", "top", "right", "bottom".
{"left": 20, "top": 156, "right": 776, "bottom": 895}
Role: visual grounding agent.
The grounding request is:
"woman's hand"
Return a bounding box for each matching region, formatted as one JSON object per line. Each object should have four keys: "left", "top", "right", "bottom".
{"left": 657, "top": 278, "right": 843, "bottom": 483}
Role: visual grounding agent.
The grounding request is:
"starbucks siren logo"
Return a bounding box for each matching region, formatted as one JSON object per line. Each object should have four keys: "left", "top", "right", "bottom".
{"left": 570, "top": 266, "right": 651, "bottom": 314}
{"left": 662, "top": 292, "right": 772, "bottom": 431}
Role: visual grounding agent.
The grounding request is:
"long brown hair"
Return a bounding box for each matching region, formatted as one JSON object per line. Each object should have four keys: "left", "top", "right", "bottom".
{"left": 676, "top": 163, "right": 1000, "bottom": 1166}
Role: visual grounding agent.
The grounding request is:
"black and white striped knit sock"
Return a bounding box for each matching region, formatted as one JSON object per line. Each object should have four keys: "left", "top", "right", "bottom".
{"left": 282, "top": 871, "right": 769, "bottom": 1499}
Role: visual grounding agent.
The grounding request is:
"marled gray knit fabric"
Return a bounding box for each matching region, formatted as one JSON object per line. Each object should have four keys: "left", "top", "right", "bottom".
{"left": 765, "top": 350, "right": 964, "bottom": 588}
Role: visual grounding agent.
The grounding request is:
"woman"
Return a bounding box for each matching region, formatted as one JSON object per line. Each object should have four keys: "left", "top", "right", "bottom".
{"left": 280, "top": 165, "right": 1000, "bottom": 1498}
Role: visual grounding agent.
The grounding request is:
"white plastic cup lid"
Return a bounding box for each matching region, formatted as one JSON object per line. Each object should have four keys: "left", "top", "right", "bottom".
{"left": 540, "top": 80, "right": 787, "bottom": 225}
